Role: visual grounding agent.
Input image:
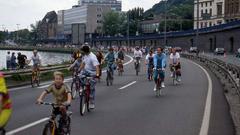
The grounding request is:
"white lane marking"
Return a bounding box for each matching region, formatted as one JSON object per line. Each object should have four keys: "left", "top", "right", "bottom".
{"left": 119, "top": 81, "right": 137, "bottom": 90}
{"left": 189, "top": 60, "right": 213, "bottom": 135}
{"left": 6, "top": 117, "right": 49, "bottom": 135}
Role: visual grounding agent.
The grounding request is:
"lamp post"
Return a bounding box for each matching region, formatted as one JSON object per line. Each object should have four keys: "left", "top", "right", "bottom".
{"left": 196, "top": 0, "right": 200, "bottom": 48}
{"left": 46, "top": 18, "right": 49, "bottom": 41}
{"left": 127, "top": 12, "right": 130, "bottom": 48}
{"left": 164, "top": 0, "right": 167, "bottom": 46}
{"left": 16, "top": 24, "right": 20, "bottom": 42}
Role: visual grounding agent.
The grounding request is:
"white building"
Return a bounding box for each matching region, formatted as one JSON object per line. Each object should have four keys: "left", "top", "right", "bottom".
{"left": 194, "top": 0, "right": 225, "bottom": 29}
{"left": 78, "top": 0, "right": 122, "bottom": 11}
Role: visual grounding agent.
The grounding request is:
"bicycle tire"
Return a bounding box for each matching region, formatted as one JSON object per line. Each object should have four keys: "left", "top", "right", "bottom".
{"left": 42, "top": 123, "right": 55, "bottom": 135}
{"left": 71, "top": 82, "right": 78, "bottom": 99}
{"left": 80, "top": 94, "right": 86, "bottom": 116}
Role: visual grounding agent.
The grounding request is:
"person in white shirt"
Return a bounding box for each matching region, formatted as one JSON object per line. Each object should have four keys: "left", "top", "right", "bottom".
{"left": 79, "top": 45, "right": 100, "bottom": 109}
{"left": 133, "top": 46, "right": 143, "bottom": 71}
{"left": 6, "top": 52, "right": 11, "bottom": 70}
{"left": 169, "top": 48, "right": 181, "bottom": 82}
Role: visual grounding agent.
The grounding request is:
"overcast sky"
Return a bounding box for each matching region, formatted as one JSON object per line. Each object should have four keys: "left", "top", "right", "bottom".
{"left": 0, "top": 0, "right": 160, "bottom": 31}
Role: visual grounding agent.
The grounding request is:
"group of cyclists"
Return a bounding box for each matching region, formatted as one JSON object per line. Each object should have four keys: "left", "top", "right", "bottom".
{"left": 0, "top": 44, "right": 182, "bottom": 134}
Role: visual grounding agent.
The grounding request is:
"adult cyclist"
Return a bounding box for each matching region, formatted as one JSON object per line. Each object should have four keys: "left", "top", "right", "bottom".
{"left": 153, "top": 47, "right": 167, "bottom": 91}
{"left": 133, "top": 46, "right": 143, "bottom": 70}
{"left": 79, "top": 45, "right": 100, "bottom": 109}
{"left": 104, "top": 47, "right": 116, "bottom": 74}
{"left": 145, "top": 50, "right": 154, "bottom": 80}
{"left": 169, "top": 48, "right": 181, "bottom": 82}
{"left": 117, "top": 48, "right": 125, "bottom": 72}
{"left": 30, "top": 50, "right": 41, "bottom": 81}
{"left": 0, "top": 72, "right": 12, "bottom": 134}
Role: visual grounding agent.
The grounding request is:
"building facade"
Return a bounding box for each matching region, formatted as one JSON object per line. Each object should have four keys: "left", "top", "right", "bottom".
{"left": 78, "top": 0, "right": 121, "bottom": 11}
{"left": 194, "top": 0, "right": 225, "bottom": 29}
{"left": 225, "top": 0, "right": 240, "bottom": 22}
{"left": 57, "top": 4, "right": 111, "bottom": 43}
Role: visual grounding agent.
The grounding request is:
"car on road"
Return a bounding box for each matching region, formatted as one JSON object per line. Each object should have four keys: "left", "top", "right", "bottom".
{"left": 175, "top": 47, "right": 182, "bottom": 52}
{"left": 236, "top": 48, "right": 240, "bottom": 58}
{"left": 214, "top": 48, "right": 225, "bottom": 55}
{"left": 189, "top": 47, "right": 198, "bottom": 53}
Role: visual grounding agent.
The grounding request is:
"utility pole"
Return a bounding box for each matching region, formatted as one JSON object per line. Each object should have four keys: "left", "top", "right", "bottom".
{"left": 164, "top": 0, "right": 167, "bottom": 46}
{"left": 16, "top": 24, "right": 20, "bottom": 41}
{"left": 127, "top": 12, "right": 130, "bottom": 48}
{"left": 196, "top": 0, "right": 200, "bottom": 48}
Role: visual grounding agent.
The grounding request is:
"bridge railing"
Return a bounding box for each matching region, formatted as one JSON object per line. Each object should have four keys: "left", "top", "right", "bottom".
{"left": 182, "top": 53, "right": 240, "bottom": 97}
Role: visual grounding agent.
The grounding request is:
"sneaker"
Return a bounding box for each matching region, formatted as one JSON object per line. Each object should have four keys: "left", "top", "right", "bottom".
{"left": 170, "top": 73, "right": 173, "bottom": 77}
{"left": 177, "top": 78, "right": 181, "bottom": 82}
{"left": 89, "top": 103, "right": 95, "bottom": 109}
{"left": 153, "top": 85, "right": 157, "bottom": 91}
{"left": 161, "top": 82, "right": 165, "bottom": 88}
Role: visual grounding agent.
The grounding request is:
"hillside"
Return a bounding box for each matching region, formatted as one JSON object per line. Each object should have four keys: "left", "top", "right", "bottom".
{"left": 144, "top": 0, "right": 194, "bottom": 19}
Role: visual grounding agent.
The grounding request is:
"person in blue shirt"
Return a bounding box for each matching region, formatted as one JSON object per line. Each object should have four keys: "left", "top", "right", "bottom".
{"left": 153, "top": 47, "right": 167, "bottom": 91}
{"left": 104, "top": 47, "right": 116, "bottom": 73}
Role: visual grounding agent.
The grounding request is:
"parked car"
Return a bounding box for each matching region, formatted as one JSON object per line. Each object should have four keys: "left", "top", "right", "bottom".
{"left": 236, "top": 48, "right": 240, "bottom": 58}
{"left": 189, "top": 47, "right": 198, "bottom": 53}
{"left": 175, "top": 47, "right": 182, "bottom": 52}
{"left": 214, "top": 48, "right": 225, "bottom": 55}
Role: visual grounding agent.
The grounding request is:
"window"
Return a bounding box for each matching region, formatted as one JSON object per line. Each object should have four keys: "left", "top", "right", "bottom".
{"left": 201, "top": 3, "right": 203, "bottom": 7}
{"left": 210, "top": 2, "right": 212, "bottom": 6}
{"left": 205, "top": 9, "right": 208, "bottom": 13}
{"left": 201, "top": 9, "right": 203, "bottom": 16}
{"left": 200, "top": 22, "right": 203, "bottom": 28}
{"left": 205, "top": 2, "right": 207, "bottom": 7}
{"left": 209, "top": 22, "right": 212, "bottom": 27}
{"left": 217, "top": 3, "right": 223, "bottom": 16}
{"left": 97, "top": 14, "right": 102, "bottom": 17}
{"left": 210, "top": 9, "right": 212, "bottom": 16}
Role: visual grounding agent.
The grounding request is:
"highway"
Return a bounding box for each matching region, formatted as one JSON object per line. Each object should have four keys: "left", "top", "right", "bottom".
{"left": 5, "top": 55, "right": 234, "bottom": 135}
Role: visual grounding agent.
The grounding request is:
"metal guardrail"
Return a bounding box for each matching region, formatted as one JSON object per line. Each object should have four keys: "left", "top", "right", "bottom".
{"left": 182, "top": 53, "right": 240, "bottom": 98}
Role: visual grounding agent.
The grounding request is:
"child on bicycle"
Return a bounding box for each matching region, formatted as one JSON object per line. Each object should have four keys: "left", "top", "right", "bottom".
{"left": 37, "top": 71, "right": 72, "bottom": 122}
{"left": 0, "top": 72, "right": 12, "bottom": 133}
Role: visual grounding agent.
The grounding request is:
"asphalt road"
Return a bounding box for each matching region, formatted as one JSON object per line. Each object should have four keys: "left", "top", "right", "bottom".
{"left": 5, "top": 55, "right": 234, "bottom": 135}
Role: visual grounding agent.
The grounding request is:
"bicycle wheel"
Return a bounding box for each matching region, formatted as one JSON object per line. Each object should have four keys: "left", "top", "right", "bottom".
{"left": 80, "top": 94, "right": 86, "bottom": 116}
{"left": 106, "top": 72, "right": 110, "bottom": 86}
{"left": 86, "top": 88, "right": 91, "bottom": 112}
{"left": 42, "top": 123, "right": 55, "bottom": 135}
{"left": 71, "top": 82, "right": 78, "bottom": 99}
{"left": 66, "top": 116, "right": 71, "bottom": 135}
{"left": 0, "top": 129, "right": 6, "bottom": 135}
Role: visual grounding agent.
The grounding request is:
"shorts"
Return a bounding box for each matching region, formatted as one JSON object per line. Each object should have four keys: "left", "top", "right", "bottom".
{"left": 0, "top": 109, "right": 12, "bottom": 128}
{"left": 170, "top": 63, "right": 181, "bottom": 71}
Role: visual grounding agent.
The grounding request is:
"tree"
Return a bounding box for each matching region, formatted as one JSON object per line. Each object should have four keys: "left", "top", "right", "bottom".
{"left": 102, "top": 11, "right": 125, "bottom": 36}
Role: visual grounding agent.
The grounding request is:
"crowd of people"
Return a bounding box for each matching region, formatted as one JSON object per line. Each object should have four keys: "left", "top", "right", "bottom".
{"left": 6, "top": 51, "right": 28, "bottom": 70}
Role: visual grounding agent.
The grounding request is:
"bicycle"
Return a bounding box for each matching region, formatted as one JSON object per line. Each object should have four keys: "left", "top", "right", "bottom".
{"left": 40, "top": 102, "right": 72, "bottom": 135}
{"left": 172, "top": 65, "right": 181, "bottom": 85}
{"left": 70, "top": 72, "right": 81, "bottom": 99}
{"left": 117, "top": 59, "right": 124, "bottom": 76}
{"left": 106, "top": 63, "right": 114, "bottom": 86}
{"left": 154, "top": 68, "right": 164, "bottom": 97}
{"left": 135, "top": 58, "right": 141, "bottom": 76}
{"left": 148, "top": 65, "right": 154, "bottom": 81}
{"left": 79, "top": 75, "right": 95, "bottom": 116}
{"left": 31, "top": 69, "right": 40, "bottom": 87}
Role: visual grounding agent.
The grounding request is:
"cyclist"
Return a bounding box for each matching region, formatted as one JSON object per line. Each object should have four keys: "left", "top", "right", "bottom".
{"left": 0, "top": 72, "right": 12, "bottom": 133}
{"left": 169, "top": 48, "right": 181, "bottom": 82}
{"left": 117, "top": 48, "right": 125, "bottom": 72}
{"left": 153, "top": 47, "right": 167, "bottom": 91}
{"left": 37, "top": 72, "right": 72, "bottom": 125}
{"left": 145, "top": 50, "right": 154, "bottom": 80}
{"left": 79, "top": 45, "right": 100, "bottom": 109}
{"left": 96, "top": 50, "right": 104, "bottom": 79}
{"left": 68, "top": 51, "right": 82, "bottom": 76}
{"left": 133, "top": 46, "right": 143, "bottom": 70}
{"left": 104, "top": 47, "right": 116, "bottom": 74}
{"left": 31, "top": 50, "right": 41, "bottom": 81}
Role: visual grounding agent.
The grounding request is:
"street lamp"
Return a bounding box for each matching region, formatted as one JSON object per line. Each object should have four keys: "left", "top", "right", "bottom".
{"left": 164, "top": 0, "right": 167, "bottom": 46}
{"left": 46, "top": 18, "right": 49, "bottom": 40}
{"left": 16, "top": 24, "right": 20, "bottom": 41}
{"left": 196, "top": 0, "right": 200, "bottom": 48}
